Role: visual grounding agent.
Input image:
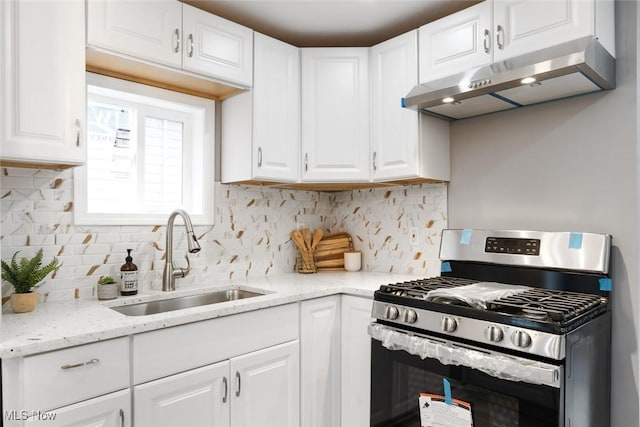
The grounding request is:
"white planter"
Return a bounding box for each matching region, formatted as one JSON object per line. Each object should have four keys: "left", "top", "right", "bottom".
{"left": 97, "top": 283, "right": 119, "bottom": 300}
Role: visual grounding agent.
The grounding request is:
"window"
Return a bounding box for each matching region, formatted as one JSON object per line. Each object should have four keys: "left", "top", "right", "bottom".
{"left": 74, "top": 73, "right": 215, "bottom": 225}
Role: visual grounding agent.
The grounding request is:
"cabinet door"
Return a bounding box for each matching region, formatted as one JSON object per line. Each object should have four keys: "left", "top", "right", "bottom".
{"left": 135, "top": 361, "right": 230, "bottom": 427}
{"left": 252, "top": 33, "right": 300, "bottom": 181}
{"left": 182, "top": 3, "right": 253, "bottom": 87}
{"left": 301, "top": 48, "right": 370, "bottom": 182}
{"left": 25, "top": 389, "right": 130, "bottom": 427}
{"left": 86, "top": 0, "right": 182, "bottom": 68}
{"left": 341, "top": 296, "right": 373, "bottom": 427}
{"left": 494, "top": 0, "right": 594, "bottom": 62}
{"left": 231, "top": 340, "right": 300, "bottom": 427}
{"left": 371, "top": 30, "right": 421, "bottom": 181}
{"left": 418, "top": 0, "right": 492, "bottom": 83}
{"left": 300, "top": 297, "right": 341, "bottom": 427}
{"left": 0, "top": 0, "right": 85, "bottom": 167}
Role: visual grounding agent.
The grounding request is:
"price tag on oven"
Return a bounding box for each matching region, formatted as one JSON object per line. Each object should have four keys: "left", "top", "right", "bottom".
{"left": 419, "top": 393, "right": 473, "bottom": 427}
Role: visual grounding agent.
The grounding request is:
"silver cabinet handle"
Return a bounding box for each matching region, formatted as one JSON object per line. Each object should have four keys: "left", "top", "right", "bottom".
{"left": 75, "top": 118, "right": 81, "bottom": 147}
{"left": 235, "top": 371, "right": 241, "bottom": 397}
{"left": 61, "top": 358, "right": 99, "bottom": 370}
{"left": 188, "top": 34, "right": 194, "bottom": 58}
{"left": 173, "top": 28, "right": 180, "bottom": 53}
{"left": 257, "top": 147, "right": 263, "bottom": 168}
{"left": 372, "top": 151, "right": 377, "bottom": 171}
{"left": 222, "top": 376, "right": 228, "bottom": 403}
{"left": 304, "top": 153, "right": 309, "bottom": 173}
{"left": 483, "top": 28, "right": 491, "bottom": 54}
{"left": 496, "top": 25, "right": 504, "bottom": 50}
{"left": 119, "top": 409, "right": 125, "bottom": 427}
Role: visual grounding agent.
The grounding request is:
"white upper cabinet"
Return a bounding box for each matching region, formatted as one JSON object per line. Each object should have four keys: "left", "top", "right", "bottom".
{"left": 222, "top": 33, "right": 300, "bottom": 183}
{"left": 419, "top": 1, "right": 492, "bottom": 83}
{"left": 0, "top": 0, "right": 86, "bottom": 168}
{"left": 493, "top": 0, "right": 602, "bottom": 62}
{"left": 301, "top": 48, "right": 370, "bottom": 182}
{"left": 86, "top": 0, "right": 182, "bottom": 68}
{"left": 87, "top": 1, "right": 253, "bottom": 88}
{"left": 419, "top": 0, "right": 614, "bottom": 83}
{"left": 182, "top": 4, "right": 253, "bottom": 87}
{"left": 371, "top": 30, "right": 449, "bottom": 182}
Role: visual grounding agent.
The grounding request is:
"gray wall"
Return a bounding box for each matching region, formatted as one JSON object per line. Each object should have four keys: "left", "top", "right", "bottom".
{"left": 448, "top": 0, "right": 638, "bottom": 425}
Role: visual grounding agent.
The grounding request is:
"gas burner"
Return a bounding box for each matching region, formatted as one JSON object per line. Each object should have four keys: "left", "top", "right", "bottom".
{"left": 378, "top": 277, "right": 477, "bottom": 299}
{"left": 488, "top": 289, "right": 605, "bottom": 322}
{"left": 522, "top": 308, "right": 549, "bottom": 320}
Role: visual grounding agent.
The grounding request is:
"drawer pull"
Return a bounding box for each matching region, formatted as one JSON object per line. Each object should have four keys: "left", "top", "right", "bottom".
{"left": 235, "top": 371, "right": 241, "bottom": 397}
{"left": 173, "top": 28, "right": 180, "bottom": 53}
{"left": 61, "top": 358, "right": 99, "bottom": 370}
{"left": 222, "top": 376, "right": 228, "bottom": 403}
{"left": 188, "top": 33, "right": 194, "bottom": 58}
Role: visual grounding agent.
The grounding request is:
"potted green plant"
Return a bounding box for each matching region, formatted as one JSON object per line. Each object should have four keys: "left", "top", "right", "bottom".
{"left": 1, "top": 249, "right": 61, "bottom": 313}
{"left": 97, "top": 275, "right": 118, "bottom": 300}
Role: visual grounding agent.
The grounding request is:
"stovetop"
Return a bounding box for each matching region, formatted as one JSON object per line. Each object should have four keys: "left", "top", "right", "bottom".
{"left": 375, "top": 277, "right": 608, "bottom": 334}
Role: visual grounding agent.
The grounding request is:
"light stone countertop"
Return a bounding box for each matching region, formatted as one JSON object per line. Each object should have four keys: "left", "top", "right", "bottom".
{"left": 0, "top": 271, "right": 424, "bottom": 358}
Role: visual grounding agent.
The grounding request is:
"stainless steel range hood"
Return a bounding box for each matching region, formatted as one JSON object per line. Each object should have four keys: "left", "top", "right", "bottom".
{"left": 402, "top": 36, "right": 615, "bottom": 120}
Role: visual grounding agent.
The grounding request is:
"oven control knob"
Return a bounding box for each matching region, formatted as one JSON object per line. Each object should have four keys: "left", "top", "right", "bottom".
{"left": 484, "top": 325, "right": 504, "bottom": 343}
{"left": 404, "top": 309, "right": 418, "bottom": 324}
{"left": 511, "top": 330, "right": 532, "bottom": 348}
{"left": 385, "top": 305, "right": 400, "bottom": 320}
{"left": 441, "top": 316, "right": 458, "bottom": 333}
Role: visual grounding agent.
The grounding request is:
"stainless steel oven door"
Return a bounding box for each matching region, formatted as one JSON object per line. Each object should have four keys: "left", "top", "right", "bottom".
{"left": 369, "top": 323, "right": 564, "bottom": 427}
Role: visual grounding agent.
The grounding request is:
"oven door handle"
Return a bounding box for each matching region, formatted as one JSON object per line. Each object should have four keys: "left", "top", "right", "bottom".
{"left": 368, "top": 323, "right": 562, "bottom": 388}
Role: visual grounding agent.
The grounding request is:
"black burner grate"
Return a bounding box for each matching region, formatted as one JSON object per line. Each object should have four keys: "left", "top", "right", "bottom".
{"left": 377, "top": 277, "right": 607, "bottom": 325}
{"left": 379, "top": 277, "right": 477, "bottom": 298}
{"left": 487, "top": 288, "right": 605, "bottom": 322}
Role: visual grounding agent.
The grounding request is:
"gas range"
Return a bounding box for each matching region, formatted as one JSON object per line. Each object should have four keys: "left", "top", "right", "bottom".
{"left": 369, "top": 229, "right": 613, "bottom": 427}
{"left": 371, "top": 229, "right": 612, "bottom": 361}
{"left": 372, "top": 278, "right": 608, "bottom": 360}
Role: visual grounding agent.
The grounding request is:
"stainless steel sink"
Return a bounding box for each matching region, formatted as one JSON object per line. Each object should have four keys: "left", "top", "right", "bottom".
{"left": 110, "top": 289, "right": 267, "bottom": 316}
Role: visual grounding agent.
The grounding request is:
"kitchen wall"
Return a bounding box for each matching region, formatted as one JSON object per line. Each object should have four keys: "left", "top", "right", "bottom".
{"left": 0, "top": 166, "right": 446, "bottom": 300}
{"left": 447, "top": 0, "right": 639, "bottom": 424}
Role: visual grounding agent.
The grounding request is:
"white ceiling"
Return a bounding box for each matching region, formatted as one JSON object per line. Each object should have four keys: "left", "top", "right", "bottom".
{"left": 184, "top": 0, "right": 480, "bottom": 47}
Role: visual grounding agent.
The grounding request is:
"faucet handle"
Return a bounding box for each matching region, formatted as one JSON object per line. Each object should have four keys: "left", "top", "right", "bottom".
{"left": 182, "top": 255, "right": 192, "bottom": 276}
{"left": 172, "top": 255, "right": 192, "bottom": 278}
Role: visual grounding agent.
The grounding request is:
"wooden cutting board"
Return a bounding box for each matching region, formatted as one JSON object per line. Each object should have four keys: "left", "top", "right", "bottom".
{"left": 315, "top": 232, "right": 354, "bottom": 270}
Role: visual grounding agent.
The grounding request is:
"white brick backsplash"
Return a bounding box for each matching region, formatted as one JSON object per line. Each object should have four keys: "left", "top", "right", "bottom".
{"left": 1, "top": 167, "right": 447, "bottom": 298}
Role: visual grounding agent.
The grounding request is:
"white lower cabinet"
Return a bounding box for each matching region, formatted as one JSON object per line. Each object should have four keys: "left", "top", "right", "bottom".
{"left": 341, "top": 296, "right": 373, "bottom": 427}
{"left": 25, "top": 390, "right": 130, "bottom": 427}
{"left": 134, "top": 361, "right": 229, "bottom": 427}
{"left": 134, "top": 341, "right": 299, "bottom": 427}
{"left": 300, "top": 295, "right": 373, "bottom": 427}
{"left": 1, "top": 337, "right": 130, "bottom": 427}
{"left": 300, "top": 296, "right": 342, "bottom": 427}
{"left": 230, "top": 341, "right": 300, "bottom": 427}
{"left": 131, "top": 304, "right": 300, "bottom": 427}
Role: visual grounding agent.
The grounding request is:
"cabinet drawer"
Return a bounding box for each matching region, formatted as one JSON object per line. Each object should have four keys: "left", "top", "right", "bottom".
{"left": 23, "top": 337, "right": 129, "bottom": 411}
{"left": 133, "top": 303, "right": 299, "bottom": 384}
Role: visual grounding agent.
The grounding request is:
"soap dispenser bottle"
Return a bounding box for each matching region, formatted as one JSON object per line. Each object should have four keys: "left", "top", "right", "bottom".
{"left": 120, "top": 249, "right": 138, "bottom": 296}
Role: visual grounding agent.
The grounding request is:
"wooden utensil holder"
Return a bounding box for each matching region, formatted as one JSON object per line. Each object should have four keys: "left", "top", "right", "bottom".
{"left": 296, "top": 249, "right": 317, "bottom": 273}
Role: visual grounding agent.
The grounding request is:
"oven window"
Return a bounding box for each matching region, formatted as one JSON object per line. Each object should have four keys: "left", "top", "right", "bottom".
{"left": 370, "top": 341, "right": 561, "bottom": 427}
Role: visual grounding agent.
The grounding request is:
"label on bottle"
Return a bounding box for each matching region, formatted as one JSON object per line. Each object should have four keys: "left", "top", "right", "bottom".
{"left": 121, "top": 271, "right": 138, "bottom": 293}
